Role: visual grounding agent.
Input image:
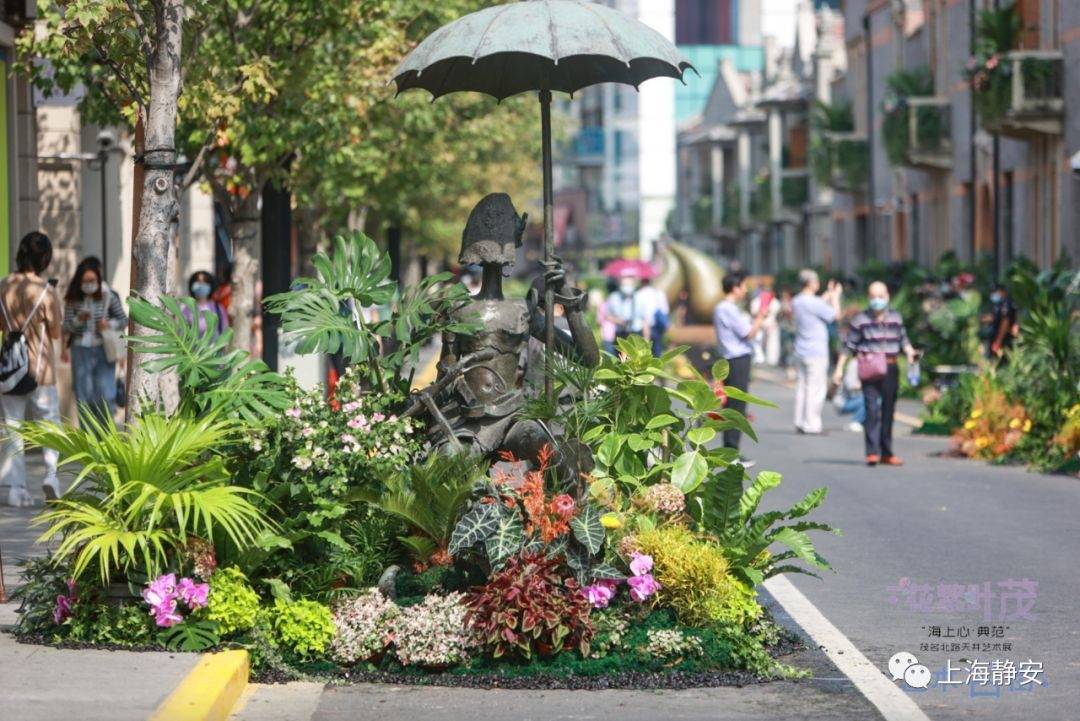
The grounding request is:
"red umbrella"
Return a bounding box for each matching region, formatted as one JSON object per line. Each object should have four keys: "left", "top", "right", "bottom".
{"left": 603, "top": 259, "right": 657, "bottom": 279}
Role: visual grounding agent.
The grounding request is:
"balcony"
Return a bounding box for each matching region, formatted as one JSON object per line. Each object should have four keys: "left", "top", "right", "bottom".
{"left": 905, "top": 97, "right": 952, "bottom": 171}
{"left": 567, "top": 126, "right": 604, "bottom": 165}
{"left": 818, "top": 131, "right": 868, "bottom": 192}
{"left": 979, "top": 51, "right": 1064, "bottom": 137}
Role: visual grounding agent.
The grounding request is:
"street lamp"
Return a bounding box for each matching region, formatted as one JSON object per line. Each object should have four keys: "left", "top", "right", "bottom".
{"left": 37, "top": 129, "right": 125, "bottom": 279}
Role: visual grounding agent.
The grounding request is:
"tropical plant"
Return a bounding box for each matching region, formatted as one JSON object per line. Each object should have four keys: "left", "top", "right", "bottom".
{"left": 950, "top": 376, "right": 1031, "bottom": 460}
{"left": 392, "top": 592, "right": 475, "bottom": 667}
{"left": 263, "top": 231, "right": 474, "bottom": 394}
{"left": 330, "top": 588, "right": 401, "bottom": 664}
{"left": 206, "top": 567, "right": 261, "bottom": 636}
{"left": 127, "top": 296, "right": 290, "bottom": 424}
{"left": 881, "top": 67, "right": 935, "bottom": 166}
{"left": 632, "top": 525, "right": 761, "bottom": 628}
{"left": 448, "top": 446, "right": 616, "bottom": 584}
{"left": 10, "top": 555, "right": 74, "bottom": 636}
{"left": 357, "top": 453, "right": 488, "bottom": 569}
{"left": 967, "top": 4, "right": 1020, "bottom": 123}
{"left": 810, "top": 100, "right": 868, "bottom": 190}
{"left": 267, "top": 598, "right": 336, "bottom": 660}
{"left": 465, "top": 552, "right": 593, "bottom": 659}
{"left": 160, "top": 620, "right": 222, "bottom": 652}
{"left": 688, "top": 467, "right": 838, "bottom": 586}
{"left": 24, "top": 414, "right": 272, "bottom": 583}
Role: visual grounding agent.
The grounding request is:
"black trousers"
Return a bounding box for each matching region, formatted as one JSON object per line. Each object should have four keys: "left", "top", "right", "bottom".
{"left": 723, "top": 353, "right": 752, "bottom": 452}
{"left": 862, "top": 364, "right": 899, "bottom": 457}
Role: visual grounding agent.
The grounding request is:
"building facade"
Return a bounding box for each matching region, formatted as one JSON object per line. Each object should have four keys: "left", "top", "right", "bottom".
{"left": 2, "top": 0, "right": 39, "bottom": 275}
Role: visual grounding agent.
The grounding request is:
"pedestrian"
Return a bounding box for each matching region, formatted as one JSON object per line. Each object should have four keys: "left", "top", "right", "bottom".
{"left": 712, "top": 272, "right": 769, "bottom": 465}
{"left": 63, "top": 257, "right": 127, "bottom": 425}
{"left": 181, "top": 271, "right": 229, "bottom": 337}
{"left": 778, "top": 287, "right": 796, "bottom": 374}
{"left": 604, "top": 270, "right": 649, "bottom": 347}
{"left": 987, "top": 282, "right": 1018, "bottom": 363}
{"left": 792, "top": 269, "right": 842, "bottom": 434}
{"left": 598, "top": 277, "right": 619, "bottom": 355}
{"left": 634, "top": 276, "right": 669, "bottom": 357}
{"left": 0, "top": 231, "right": 63, "bottom": 506}
{"left": 832, "top": 281, "right": 918, "bottom": 466}
{"left": 750, "top": 280, "right": 781, "bottom": 366}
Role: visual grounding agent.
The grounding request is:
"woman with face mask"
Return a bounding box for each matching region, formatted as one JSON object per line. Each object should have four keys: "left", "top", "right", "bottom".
{"left": 63, "top": 257, "right": 127, "bottom": 426}
{"left": 832, "top": 281, "right": 918, "bottom": 466}
{"left": 181, "top": 271, "right": 230, "bottom": 338}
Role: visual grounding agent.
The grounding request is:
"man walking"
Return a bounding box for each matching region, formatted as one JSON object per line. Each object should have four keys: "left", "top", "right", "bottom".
{"left": 792, "top": 269, "right": 841, "bottom": 434}
{"left": 832, "top": 281, "right": 918, "bottom": 466}
{"left": 713, "top": 272, "right": 768, "bottom": 464}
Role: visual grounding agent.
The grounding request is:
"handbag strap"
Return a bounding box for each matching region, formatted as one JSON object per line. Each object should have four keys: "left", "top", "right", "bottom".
{"left": 0, "top": 280, "right": 49, "bottom": 334}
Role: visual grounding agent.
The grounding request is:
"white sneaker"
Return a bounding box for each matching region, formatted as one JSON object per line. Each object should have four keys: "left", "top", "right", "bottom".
{"left": 736, "top": 457, "right": 757, "bottom": 469}
{"left": 847, "top": 421, "right": 864, "bottom": 433}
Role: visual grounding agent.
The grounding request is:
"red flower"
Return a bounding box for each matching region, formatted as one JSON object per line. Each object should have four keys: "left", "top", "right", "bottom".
{"left": 550, "top": 494, "right": 575, "bottom": 519}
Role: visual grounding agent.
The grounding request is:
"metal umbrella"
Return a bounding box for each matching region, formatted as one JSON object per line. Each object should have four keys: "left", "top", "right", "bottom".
{"left": 391, "top": 0, "right": 694, "bottom": 400}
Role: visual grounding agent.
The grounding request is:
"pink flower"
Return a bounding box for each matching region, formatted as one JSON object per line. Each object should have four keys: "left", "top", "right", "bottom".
{"left": 550, "top": 494, "right": 575, "bottom": 518}
{"left": 301, "top": 426, "right": 314, "bottom": 437}
{"left": 986, "top": 54, "right": 999, "bottom": 70}
{"left": 177, "top": 578, "right": 210, "bottom": 610}
{"left": 627, "top": 573, "right": 661, "bottom": 602}
{"left": 151, "top": 597, "right": 183, "bottom": 627}
{"left": 286, "top": 407, "right": 302, "bottom": 419}
{"left": 629, "top": 551, "right": 653, "bottom": 577}
{"left": 142, "top": 573, "right": 178, "bottom": 608}
{"left": 371, "top": 412, "right": 386, "bottom": 423}
{"left": 53, "top": 594, "right": 73, "bottom": 624}
{"left": 582, "top": 580, "right": 618, "bottom": 609}
{"left": 388, "top": 414, "right": 398, "bottom": 422}
{"left": 342, "top": 401, "right": 361, "bottom": 413}
{"left": 347, "top": 414, "right": 368, "bottom": 429}
{"left": 341, "top": 433, "right": 357, "bottom": 445}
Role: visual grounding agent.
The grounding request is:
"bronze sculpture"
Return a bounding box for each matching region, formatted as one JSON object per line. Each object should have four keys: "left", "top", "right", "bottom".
{"left": 406, "top": 193, "right": 599, "bottom": 463}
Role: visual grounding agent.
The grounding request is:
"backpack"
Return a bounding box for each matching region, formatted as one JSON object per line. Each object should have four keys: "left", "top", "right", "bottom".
{"left": 0, "top": 283, "right": 50, "bottom": 395}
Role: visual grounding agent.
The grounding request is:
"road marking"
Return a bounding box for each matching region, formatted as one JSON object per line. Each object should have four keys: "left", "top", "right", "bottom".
{"left": 764, "top": 575, "right": 934, "bottom": 721}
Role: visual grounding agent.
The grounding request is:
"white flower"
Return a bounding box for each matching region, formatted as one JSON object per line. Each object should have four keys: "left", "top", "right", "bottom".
{"left": 292, "top": 455, "right": 313, "bottom": 471}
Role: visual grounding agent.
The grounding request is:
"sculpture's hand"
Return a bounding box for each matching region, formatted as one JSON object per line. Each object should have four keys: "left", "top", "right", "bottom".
{"left": 542, "top": 255, "right": 567, "bottom": 293}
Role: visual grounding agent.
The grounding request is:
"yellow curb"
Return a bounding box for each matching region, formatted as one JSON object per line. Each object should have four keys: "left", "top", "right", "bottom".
{"left": 149, "top": 649, "right": 249, "bottom": 721}
{"left": 411, "top": 352, "right": 440, "bottom": 390}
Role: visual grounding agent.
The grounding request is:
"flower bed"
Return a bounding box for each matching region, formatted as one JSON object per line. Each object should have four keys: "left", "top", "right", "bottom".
{"left": 11, "top": 232, "right": 836, "bottom": 685}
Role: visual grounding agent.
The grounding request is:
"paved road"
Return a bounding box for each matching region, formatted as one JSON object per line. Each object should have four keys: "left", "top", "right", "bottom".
{"left": 745, "top": 374, "right": 1078, "bottom": 721}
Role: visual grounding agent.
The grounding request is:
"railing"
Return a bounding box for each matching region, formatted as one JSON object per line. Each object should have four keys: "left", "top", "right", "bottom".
{"left": 1008, "top": 50, "right": 1064, "bottom": 117}
{"left": 906, "top": 97, "right": 952, "bottom": 170}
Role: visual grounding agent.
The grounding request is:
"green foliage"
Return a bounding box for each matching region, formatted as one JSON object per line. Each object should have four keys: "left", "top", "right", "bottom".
{"left": 268, "top": 598, "right": 336, "bottom": 660}
{"left": 689, "top": 467, "right": 838, "bottom": 587}
{"left": 206, "top": 567, "right": 261, "bottom": 636}
{"left": 966, "top": 5, "right": 1022, "bottom": 123}
{"left": 881, "top": 67, "right": 934, "bottom": 166}
{"left": 264, "top": 232, "right": 473, "bottom": 394}
{"left": 159, "top": 620, "right": 222, "bottom": 652}
{"left": 127, "top": 296, "right": 290, "bottom": 424}
{"left": 64, "top": 602, "right": 157, "bottom": 648}
{"left": 810, "top": 101, "right": 868, "bottom": 191}
{"left": 24, "top": 414, "right": 271, "bottom": 583}
{"left": 355, "top": 453, "right": 486, "bottom": 567}
{"left": 1000, "top": 259, "right": 1079, "bottom": 470}
{"left": 633, "top": 526, "right": 761, "bottom": 628}
{"left": 11, "top": 555, "right": 74, "bottom": 637}
{"left": 465, "top": 553, "right": 593, "bottom": 659}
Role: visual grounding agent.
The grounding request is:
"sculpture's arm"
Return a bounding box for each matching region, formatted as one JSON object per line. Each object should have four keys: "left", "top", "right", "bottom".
{"left": 526, "top": 256, "right": 600, "bottom": 368}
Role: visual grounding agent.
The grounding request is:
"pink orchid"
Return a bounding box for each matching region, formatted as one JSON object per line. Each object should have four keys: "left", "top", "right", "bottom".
{"left": 142, "top": 573, "right": 178, "bottom": 608}
{"left": 627, "top": 573, "right": 661, "bottom": 602}
{"left": 582, "top": 580, "right": 618, "bottom": 609}
{"left": 177, "top": 578, "right": 210, "bottom": 610}
{"left": 151, "top": 597, "right": 184, "bottom": 627}
{"left": 629, "top": 551, "right": 653, "bottom": 577}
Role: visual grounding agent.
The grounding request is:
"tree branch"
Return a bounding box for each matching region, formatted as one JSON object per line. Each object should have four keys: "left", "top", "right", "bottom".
{"left": 180, "top": 135, "right": 215, "bottom": 190}
{"left": 123, "top": 0, "right": 154, "bottom": 64}
{"left": 91, "top": 38, "right": 148, "bottom": 110}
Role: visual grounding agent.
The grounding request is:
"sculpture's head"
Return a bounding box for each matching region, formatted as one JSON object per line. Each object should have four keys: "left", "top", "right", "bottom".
{"left": 459, "top": 193, "right": 527, "bottom": 267}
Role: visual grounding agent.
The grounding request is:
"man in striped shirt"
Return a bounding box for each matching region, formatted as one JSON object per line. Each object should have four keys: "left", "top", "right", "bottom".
{"left": 832, "top": 281, "right": 918, "bottom": 467}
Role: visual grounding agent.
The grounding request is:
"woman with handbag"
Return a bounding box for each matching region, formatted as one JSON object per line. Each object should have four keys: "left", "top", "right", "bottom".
{"left": 832, "top": 281, "right": 918, "bottom": 467}
{"left": 63, "top": 257, "right": 126, "bottom": 426}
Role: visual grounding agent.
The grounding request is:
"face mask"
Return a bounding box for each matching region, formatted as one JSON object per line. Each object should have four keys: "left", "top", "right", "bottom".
{"left": 619, "top": 281, "right": 636, "bottom": 295}
{"left": 81, "top": 282, "right": 99, "bottom": 296}
{"left": 191, "top": 282, "right": 212, "bottom": 300}
{"left": 868, "top": 297, "right": 888, "bottom": 312}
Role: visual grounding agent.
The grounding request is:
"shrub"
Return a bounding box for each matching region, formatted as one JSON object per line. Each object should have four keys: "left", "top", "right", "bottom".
{"left": 466, "top": 553, "right": 593, "bottom": 659}
{"left": 950, "top": 377, "right": 1030, "bottom": 460}
{"left": 392, "top": 592, "right": 474, "bottom": 667}
{"left": 269, "top": 598, "right": 335, "bottom": 660}
{"left": 330, "top": 589, "right": 400, "bottom": 664}
{"left": 645, "top": 628, "right": 704, "bottom": 659}
{"left": 206, "top": 567, "right": 261, "bottom": 636}
{"left": 634, "top": 526, "right": 761, "bottom": 628}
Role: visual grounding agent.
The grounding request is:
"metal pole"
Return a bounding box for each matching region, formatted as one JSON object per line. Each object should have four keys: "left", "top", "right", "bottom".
{"left": 540, "top": 89, "right": 555, "bottom": 404}
{"left": 863, "top": 13, "right": 876, "bottom": 261}
{"left": 100, "top": 151, "right": 108, "bottom": 279}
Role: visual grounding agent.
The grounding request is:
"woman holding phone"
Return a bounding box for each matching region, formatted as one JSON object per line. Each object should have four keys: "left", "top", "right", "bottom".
{"left": 63, "top": 256, "right": 126, "bottom": 425}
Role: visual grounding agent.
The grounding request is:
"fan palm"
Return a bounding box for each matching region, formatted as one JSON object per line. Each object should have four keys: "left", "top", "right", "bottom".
{"left": 357, "top": 453, "right": 488, "bottom": 565}
{"left": 24, "top": 413, "right": 273, "bottom": 583}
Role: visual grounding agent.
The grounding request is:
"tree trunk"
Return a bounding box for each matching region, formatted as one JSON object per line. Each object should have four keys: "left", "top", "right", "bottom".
{"left": 228, "top": 190, "right": 262, "bottom": 355}
{"left": 128, "top": 0, "right": 183, "bottom": 416}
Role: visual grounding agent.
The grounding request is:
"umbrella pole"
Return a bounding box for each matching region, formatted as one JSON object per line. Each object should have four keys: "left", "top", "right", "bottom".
{"left": 540, "top": 89, "right": 555, "bottom": 404}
